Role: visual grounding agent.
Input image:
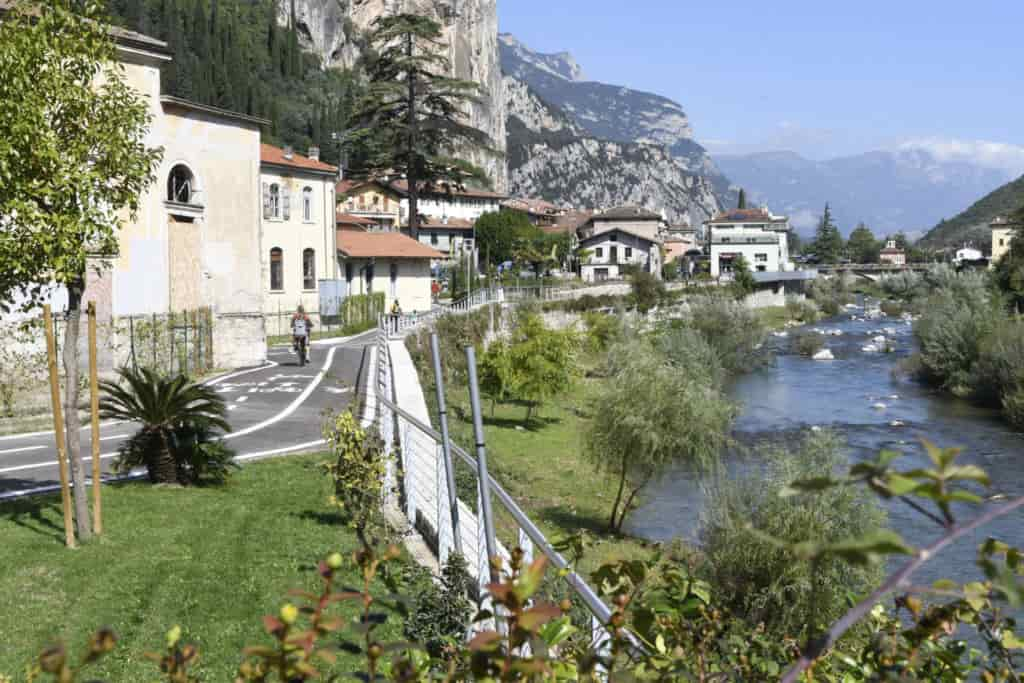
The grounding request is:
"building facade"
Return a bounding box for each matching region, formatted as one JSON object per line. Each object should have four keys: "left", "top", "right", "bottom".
{"left": 336, "top": 180, "right": 403, "bottom": 231}
{"left": 579, "top": 229, "right": 662, "bottom": 283}
{"left": 260, "top": 144, "right": 339, "bottom": 323}
{"left": 878, "top": 240, "right": 907, "bottom": 266}
{"left": 337, "top": 231, "right": 443, "bottom": 313}
{"left": 705, "top": 208, "right": 792, "bottom": 277}
{"left": 578, "top": 206, "right": 667, "bottom": 243}
{"left": 391, "top": 181, "right": 506, "bottom": 224}
{"left": 991, "top": 216, "right": 1020, "bottom": 264}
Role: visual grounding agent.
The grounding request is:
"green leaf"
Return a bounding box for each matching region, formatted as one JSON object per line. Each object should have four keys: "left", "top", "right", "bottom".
{"left": 885, "top": 473, "right": 922, "bottom": 496}
{"left": 818, "top": 530, "right": 915, "bottom": 565}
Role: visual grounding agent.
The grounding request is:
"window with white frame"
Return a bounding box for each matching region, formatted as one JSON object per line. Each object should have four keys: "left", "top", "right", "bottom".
{"left": 625, "top": 247, "right": 633, "bottom": 259}
{"left": 270, "top": 248, "right": 283, "bottom": 291}
{"left": 755, "top": 253, "right": 768, "bottom": 262}
{"left": 595, "top": 247, "right": 603, "bottom": 258}
{"left": 302, "top": 187, "right": 312, "bottom": 222}
{"left": 269, "top": 184, "right": 281, "bottom": 218}
{"left": 303, "top": 248, "right": 316, "bottom": 289}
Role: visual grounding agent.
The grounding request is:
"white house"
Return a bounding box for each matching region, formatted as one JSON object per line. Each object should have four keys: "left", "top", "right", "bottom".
{"left": 705, "top": 208, "right": 793, "bottom": 277}
{"left": 415, "top": 216, "right": 476, "bottom": 264}
{"left": 391, "top": 180, "right": 506, "bottom": 224}
{"left": 578, "top": 206, "right": 667, "bottom": 243}
{"left": 878, "top": 240, "right": 906, "bottom": 266}
{"left": 579, "top": 228, "right": 662, "bottom": 283}
{"left": 337, "top": 230, "right": 443, "bottom": 313}
{"left": 260, "top": 144, "right": 339, "bottom": 323}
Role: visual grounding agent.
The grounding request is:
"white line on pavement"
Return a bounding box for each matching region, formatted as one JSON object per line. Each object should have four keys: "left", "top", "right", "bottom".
{"left": 0, "top": 445, "right": 45, "bottom": 455}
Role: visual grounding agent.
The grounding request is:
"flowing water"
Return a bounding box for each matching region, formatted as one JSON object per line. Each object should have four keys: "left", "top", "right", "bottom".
{"left": 631, "top": 302, "right": 1024, "bottom": 591}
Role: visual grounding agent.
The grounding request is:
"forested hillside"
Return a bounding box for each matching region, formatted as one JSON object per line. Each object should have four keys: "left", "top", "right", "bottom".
{"left": 104, "top": 0, "right": 364, "bottom": 166}
{"left": 920, "top": 173, "right": 1024, "bottom": 249}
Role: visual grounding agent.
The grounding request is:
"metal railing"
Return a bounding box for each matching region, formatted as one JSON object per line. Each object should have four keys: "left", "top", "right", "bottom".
{"left": 378, "top": 287, "right": 504, "bottom": 339}
{"left": 364, "top": 305, "right": 620, "bottom": 651}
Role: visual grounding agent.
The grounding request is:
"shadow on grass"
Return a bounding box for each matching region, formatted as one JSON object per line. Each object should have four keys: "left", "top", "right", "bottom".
{"left": 481, "top": 415, "right": 561, "bottom": 433}
{"left": 538, "top": 504, "right": 613, "bottom": 538}
{"left": 0, "top": 496, "right": 67, "bottom": 543}
{"left": 295, "top": 509, "right": 346, "bottom": 527}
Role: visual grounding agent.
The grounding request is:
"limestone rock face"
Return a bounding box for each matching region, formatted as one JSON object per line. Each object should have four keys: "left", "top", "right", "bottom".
{"left": 283, "top": 0, "right": 507, "bottom": 191}
{"left": 505, "top": 76, "right": 721, "bottom": 226}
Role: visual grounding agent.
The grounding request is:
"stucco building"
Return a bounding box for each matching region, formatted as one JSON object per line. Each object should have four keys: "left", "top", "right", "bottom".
{"left": 391, "top": 180, "right": 506, "bottom": 225}
{"left": 76, "top": 26, "right": 268, "bottom": 370}
{"left": 337, "top": 230, "right": 443, "bottom": 313}
{"left": 878, "top": 240, "right": 907, "bottom": 266}
{"left": 260, "top": 144, "right": 338, "bottom": 323}
{"left": 579, "top": 229, "right": 662, "bottom": 283}
{"left": 578, "top": 206, "right": 668, "bottom": 243}
{"left": 705, "top": 208, "right": 793, "bottom": 277}
{"left": 336, "top": 180, "right": 403, "bottom": 231}
{"left": 991, "top": 216, "right": 1020, "bottom": 265}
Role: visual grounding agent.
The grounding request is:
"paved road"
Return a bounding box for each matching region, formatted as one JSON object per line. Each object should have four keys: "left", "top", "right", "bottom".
{"left": 0, "top": 330, "right": 377, "bottom": 499}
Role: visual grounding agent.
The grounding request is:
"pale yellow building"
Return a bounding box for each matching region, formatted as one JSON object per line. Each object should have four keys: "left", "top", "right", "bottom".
{"left": 337, "top": 230, "right": 443, "bottom": 313}
{"left": 336, "top": 180, "right": 403, "bottom": 231}
{"left": 81, "top": 24, "right": 268, "bottom": 369}
{"left": 991, "top": 216, "right": 1020, "bottom": 265}
{"left": 260, "top": 144, "right": 339, "bottom": 323}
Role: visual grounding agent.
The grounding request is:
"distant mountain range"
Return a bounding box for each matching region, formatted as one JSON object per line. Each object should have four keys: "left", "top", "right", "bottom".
{"left": 715, "top": 148, "right": 1017, "bottom": 238}
{"left": 500, "top": 34, "right": 732, "bottom": 223}
{"left": 919, "top": 174, "right": 1024, "bottom": 250}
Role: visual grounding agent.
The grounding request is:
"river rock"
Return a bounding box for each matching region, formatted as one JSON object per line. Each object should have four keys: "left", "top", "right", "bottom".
{"left": 772, "top": 331, "right": 789, "bottom": 338}
{"left": 889, "top": 420, "right": 905, "bottom": 427}
{"left": 812, "top": 349, "right": 835, "bottom": 361}
{"left": 826, "top": 329, "right": 843, "bottom": 336}
{"left": 872, "top": 402, "right": 888, "bottom": 410}
{"left": 862, "top": 343, "right": 880, "bottom": 353}
{"left": 872, "top": 335, "right": 887, "bottom": 343}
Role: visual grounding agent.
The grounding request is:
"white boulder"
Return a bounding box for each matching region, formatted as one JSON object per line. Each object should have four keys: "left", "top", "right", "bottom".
{"left": 812, "top": 349, "right": 835, "bottom": 361}
{"left": 862, "top": 343, "right": 880, "bottom": 353}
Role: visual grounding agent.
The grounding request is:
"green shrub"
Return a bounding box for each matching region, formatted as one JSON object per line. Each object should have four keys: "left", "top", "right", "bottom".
{"left": 582, "top": 311, "right": 623, "bottom": 353}
{"left": 629, "top": 270, "right": 666, "bottom": 313}
{"left": 685, "top": 295, "right": 767, "bottom": 374}
{"left": 401, "top": 553, "right": 473, "bottom": 659}
{"left": 974, "top": 317, "right": 1024, "bottom": 406}
{"left": 1001, "top": 387, "right": 1024, "bottom": 430}
{"left": 785, "top": 296, "right": 819, "bottom": 323}
{"left": 879, "top": 300, "right": 904, "bottom": 317}
{"left": 808, "top": 276, "right": 853, "bottom": 316}
{"left": 793, "top": 331, "right": 825, "bottom": 357}
{"left": 879, "top": 270, "right": 923, "bottom": 300}
{"left": 653, "top": 324, "right": 726, "bottom": 388}
{"left": 698, "top": 430, "right": 887, "bottom": 640}
{"left": 914, "top": 287, "right": 1001, "bottom": 397}
{"left": 322, "top": 410, "right": 388, "bottom": 535}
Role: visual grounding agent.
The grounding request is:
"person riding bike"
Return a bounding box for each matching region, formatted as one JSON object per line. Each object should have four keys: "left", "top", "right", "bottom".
{"left": 291, "top": 306, "right": 313, "bottom": 363}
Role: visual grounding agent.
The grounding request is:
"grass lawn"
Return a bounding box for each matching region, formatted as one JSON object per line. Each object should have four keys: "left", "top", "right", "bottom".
{"left": 432, "top": 382, "right": 655, "bottom": 575}
{"left": 0, "top": 454, "right": 401, "bottom": 680}
{"left": 266, "top": 320, "right": 376, "bottom": 346}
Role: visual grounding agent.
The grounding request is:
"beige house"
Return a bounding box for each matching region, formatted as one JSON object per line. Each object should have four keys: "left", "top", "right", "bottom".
{"left": 336, "top": 180, "right": 403, "bottom": 231}
{"left": 337, "top": 230, "right": 443, "bottom": 313}
{"left": 78, "top": 25, "right": 268, "bottom": 369}
{"left": 878, "top": 240, "right": 907, "bottom": 266}
{"left": 578, "top": 206, "right": 668, "bottom": 243}
{"left": 260, "top": 144, "right": 339, "bottom": 323}
{"left": 991, "top": 216, "right": 1020, "bottom": 265}
{"left": 579, "top": 228, "right": 662, "bottom": 283}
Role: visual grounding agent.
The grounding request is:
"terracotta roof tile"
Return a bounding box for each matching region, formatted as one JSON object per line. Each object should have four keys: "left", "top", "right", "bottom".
{"left": 390, "top": 180, "right": 507, "bottom": 200}
{"left": 336, "top": 212, "right": 377, "bottom": 226}
{"left": 337, "top": 231, "right": 443, "bottom": 259}
{"left": 261, "top": 143, "right": 336, "bottom": 174}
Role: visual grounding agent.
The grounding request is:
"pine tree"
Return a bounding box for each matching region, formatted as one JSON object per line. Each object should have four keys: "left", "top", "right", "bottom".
{"left": 813, "top": 203, "right": 845, "bottom": 264}
{"left": 737, "top": 188, "right": 747, "bottom": 210}
{"left": 352, "top": 13, "right": 492, "bottom": 239}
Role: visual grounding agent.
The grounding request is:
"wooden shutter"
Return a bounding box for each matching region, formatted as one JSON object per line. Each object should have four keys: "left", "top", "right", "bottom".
{"left": 262, "top": 182, "right": 271, "bottom": 220}
{"left": 282, "top": 185, "right": 291, "bottom": 221}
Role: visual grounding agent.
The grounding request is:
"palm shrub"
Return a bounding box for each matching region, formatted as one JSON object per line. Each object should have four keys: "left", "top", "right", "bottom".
{"left": 99, "top": 366, "right": 233, "bottom": 485}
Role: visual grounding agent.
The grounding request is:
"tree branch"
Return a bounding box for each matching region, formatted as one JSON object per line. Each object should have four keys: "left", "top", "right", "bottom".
{"left": 782, "top": 494, "right": 1024, "bottom": 683}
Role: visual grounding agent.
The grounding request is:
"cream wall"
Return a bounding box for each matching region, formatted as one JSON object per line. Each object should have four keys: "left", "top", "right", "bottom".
{"left": 400, "top": 195, "right": 501, "bottom": 223}
{"left": 261, "top": 168, "right": 337, "bottom": 319}
{"left": 340, "top": 257, "right": 433, "bottom": 313}
{"left": 340, "top": 185, "right": 401, "bottom": 228}
{"left": 992, "top": 227, "right": 1015, "bottom": 264}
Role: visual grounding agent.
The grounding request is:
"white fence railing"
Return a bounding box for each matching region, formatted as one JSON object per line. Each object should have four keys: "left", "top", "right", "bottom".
{"left": 379, "top": 287, "right": 504, "bottom": 339}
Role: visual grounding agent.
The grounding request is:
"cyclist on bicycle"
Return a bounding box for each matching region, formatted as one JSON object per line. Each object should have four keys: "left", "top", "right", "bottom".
{"left": 291, "top": 306, "right": 313, "bottom": 359}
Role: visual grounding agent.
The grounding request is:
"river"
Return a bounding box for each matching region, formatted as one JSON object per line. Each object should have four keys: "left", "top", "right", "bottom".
{"left": 631, "top": 302, "right": 1024, "bottom": 591}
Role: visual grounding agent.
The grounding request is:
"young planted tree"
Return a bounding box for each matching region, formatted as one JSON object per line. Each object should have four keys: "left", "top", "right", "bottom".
{"left": 731, "top": 254, "right": 756, "bottom": 298}
{"left": 813, "top": 203, "right": 845, "bottom": 264}
{"left": 0, "top": 1, "right": 162, "bottom": 540}
{"left": 353, "top": 13, "right": 492, "bottom": 240}
{"left": 506, "top": 313, "right": 578, "bottom": 421}
{"left": 585, "top": 342, "right": 735, "bottom": 532}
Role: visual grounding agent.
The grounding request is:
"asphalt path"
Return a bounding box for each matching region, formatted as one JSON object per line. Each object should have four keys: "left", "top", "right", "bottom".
{"left": 0, "top": 330, "right": 377, "bottom": 499}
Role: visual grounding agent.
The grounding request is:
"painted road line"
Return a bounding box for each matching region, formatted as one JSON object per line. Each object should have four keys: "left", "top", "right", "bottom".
{"left": 0, "top": 445, "right": 46, "bottom": 455}
{"left": 0, "top": 450, "right": 120, "bottom": 475}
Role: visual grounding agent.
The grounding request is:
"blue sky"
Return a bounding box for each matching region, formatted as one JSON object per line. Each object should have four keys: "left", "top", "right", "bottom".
{"left": 499, "top": 0, "right": 1024, "bottom": 166}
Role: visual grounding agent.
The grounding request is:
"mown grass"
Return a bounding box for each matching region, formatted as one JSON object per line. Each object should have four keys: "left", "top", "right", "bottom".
{"left": 266, "top": 319, "right": 376, "bottom": 346}
{"left": 0, "top": 454, "right": 399, "bottom": 680}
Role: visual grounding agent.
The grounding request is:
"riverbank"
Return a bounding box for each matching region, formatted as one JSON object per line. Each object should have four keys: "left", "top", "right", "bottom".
{"left": 0, "top": 454, "right": 397, "bottom": 680}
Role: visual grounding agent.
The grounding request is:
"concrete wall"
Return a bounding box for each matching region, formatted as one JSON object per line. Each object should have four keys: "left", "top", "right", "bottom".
{"left": 260, "top": 168, "right": 337, "bottom": 317}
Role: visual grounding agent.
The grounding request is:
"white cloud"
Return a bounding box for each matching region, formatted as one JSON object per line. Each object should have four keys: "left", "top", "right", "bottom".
{"left": 897, "top": 139, "right": 1024, "bottom": 177}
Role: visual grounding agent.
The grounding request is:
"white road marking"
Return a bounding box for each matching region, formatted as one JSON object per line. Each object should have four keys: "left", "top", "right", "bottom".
{"left": 0, "top": 445, "right": 45, "bottom": 455}
{"left": 99, "top": 434, "right": 130, "bottom": 442}
{"left": 326, "top": 387, "right": 351, "bottom": 395}
{"left": 0, "top": 451, "right": 120, "bottom": 475}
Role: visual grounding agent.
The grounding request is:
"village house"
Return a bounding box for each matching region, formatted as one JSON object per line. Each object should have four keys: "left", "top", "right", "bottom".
{"left": 337, "top": 230, "right": 443, "bottom": 313}
{"left": 51, "top": 24, "right": 269, "bottom": 370}
{"left": 991, "top": 215, "right": 1020, "bottom": 264}
{"left": 578, "top": 206, "right": 668, "bottom": 243}
{"left": 663, "top": 224, "right": 700, "bottom": 264}
{"left": 878, "top": 239, "right": 907, "bottom": 266}
{"left": 390, "top": 180, "right": 506, "bottom": 225}
{"left": 336, "top": 180, "right": 403, "bottom": 232}
{"left": 501, "top": 197, "right": 564, "bottom": 227}
{"left": 578, "top": 228, "right": 662, "bottom": 283}
{"left": 260, "top": 144, "right": 339, "bottom": 324}
{"left": 415, "top": 216, "right": 476, "bottom": 266}
{"left": 705, "top": 208, "right": 792, "bottom": 277}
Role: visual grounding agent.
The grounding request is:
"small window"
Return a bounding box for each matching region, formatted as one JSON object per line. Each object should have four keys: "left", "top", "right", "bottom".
{"left": 625, "top": 247, "right": 633, "bottom": 259}
{"left": 595, "top": 247, "right": 603, "bottom": 258}
{"left": 167, "top": 165, "right": 195, "bottom": 203}
{"left": 303, "top": 248, "right": 316, "bottom": 289}
{"left": 431, "top": 232, "right": 438, "bottom": 245}
{"left": 345, "top": 262, "right": 353, "bottom": 283}
{"left": 270, "top": 248, "right": 283, "bottom": 291}
{"left": 610, "top": 233, "right": 617, "bottom": 242}
{"left": 721, "top": 237, "right": 731, "bottom": 243}
{"left": 302, "top": 187, "right": 312, "bottom": 222}
{"left": 269, "top": 184, "right": 281, "bottom": 219}
{"left": 755, "top": 253, "right": 768, "bottom": 263}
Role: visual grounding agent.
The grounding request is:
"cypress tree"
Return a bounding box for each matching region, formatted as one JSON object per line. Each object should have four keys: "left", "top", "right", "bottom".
{"left": 737, "top": 188, "right": 747, "bottom": 209}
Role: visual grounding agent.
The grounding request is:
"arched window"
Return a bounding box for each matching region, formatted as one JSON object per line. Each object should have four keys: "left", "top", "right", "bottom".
{"left": 303, "top": 248, "right": 316, "bottom": 290}
{"left": 302, "top": 187, "right": 313, "bottom": 222}
{"left": 167, "top": 164, "right": 195, "bottom": 204}
{"left": 269, "top": 184, "right": 281, "bottom": 219}
{"left": 270, "top": 248, "right": 283, "bottom": 291}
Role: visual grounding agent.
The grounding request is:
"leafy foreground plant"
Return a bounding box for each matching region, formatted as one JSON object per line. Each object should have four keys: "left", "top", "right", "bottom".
{"left": 9, "top": 442, "right": 1023, "bottom": 681}
{"left": 99, "top": 366, "right": 234, "bottom": 485}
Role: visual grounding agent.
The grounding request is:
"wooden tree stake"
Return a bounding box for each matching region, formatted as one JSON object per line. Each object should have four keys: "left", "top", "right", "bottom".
{"left": 87, "top": 302, "right": 102, "bottom": 535}
{"left": 43, "top": 304, "right": 76, "bottom": 548}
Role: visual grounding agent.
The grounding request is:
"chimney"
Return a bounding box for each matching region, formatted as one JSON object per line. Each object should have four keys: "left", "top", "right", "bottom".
{"left": 283, "top": 145, "right": 293, "bottom": 160}
{"left": 309, "top": 146, "right": 320, "bottom": 161}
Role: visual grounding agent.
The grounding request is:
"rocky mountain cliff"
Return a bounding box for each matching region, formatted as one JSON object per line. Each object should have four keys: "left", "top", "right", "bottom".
{"left": 284, "top": 0, "right": 507, "bottom": 190}
{"left": 505, "top": 77, "right": 721, "bottom": 226}
{"left": 500, "top": 34, "right": 732, "bottom": 202}
{"left": 919, "top": 173, "right": 1024, "bottom": 249}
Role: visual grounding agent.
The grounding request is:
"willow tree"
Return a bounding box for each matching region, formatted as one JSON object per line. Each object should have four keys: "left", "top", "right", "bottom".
{"left": 352, "top": 13, "right": 492, "bottom": 240}
{"left": 0, "top": 1, "right": 161, "bottom": 540}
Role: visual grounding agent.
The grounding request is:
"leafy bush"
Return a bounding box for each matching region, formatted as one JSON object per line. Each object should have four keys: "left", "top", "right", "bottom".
{"left": 99, "top": 366, "right": 234, "bottom": 485}
{"left": 1002, "top": 387, "right": 1024, "bottom": 430}
{"left": 401, "top": 553, "right": 473, "bottom": 658}
{"left": 914, "top": 286, "right": 1001, "bottom": 397}
{"left": 698, "top": 430, "right": 887, "bottom": 639}
{"left": 879, "top": 270, "right": 923, "bottom": 300}
{"left": 582, "top": 311, "right": 623, "bottom": 353}
{"left": 785, "top": 295, "right": 819, "bottom": 323}
{"left": 974, "top": 317, "right": 1024, "bottom": 405}
{"left": 322, "top": 410, "right": 388, "bottom": 536}
{"left": 685, "top": 294, "right": 767, "bottom": 374}
{"left": 653, "top": 324, "right": 726, "bottom": 388}
{"left": 879, "top": 299, "right": 904, "bottom": 317}
{"left": 629, "top": 270, "right": 666, "bottom": 313}
{"left": 793, "top": 330, "right": 825, "bottom": 357}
